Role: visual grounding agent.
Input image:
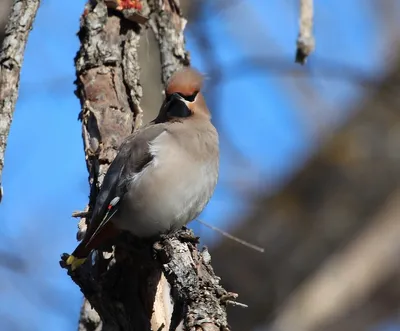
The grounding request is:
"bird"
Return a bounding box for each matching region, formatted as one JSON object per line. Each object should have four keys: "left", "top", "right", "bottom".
{"left": 65, "top": 67, "right": 219, "bottom": 270}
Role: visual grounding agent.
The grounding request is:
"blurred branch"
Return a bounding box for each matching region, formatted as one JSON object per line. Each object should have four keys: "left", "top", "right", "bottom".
{"left": 271, "top": 190, "right": 400, "bottom": 331}
{"left": 0, "top": 251, "right": 27, "bottom": 273}
{"left": 0, "top": 0, "right": 12, "bottom": 45}
{"left": 296, "top": 0, "right": 315, "bottom": 64}
{"left": 211, "top": 47, "right": 400, "bottom": 330}
{"left": 374, "top": 0, "right": 400, "bottom": 64}
{"left": 0, "top": 0, "right": 41, "bottom": 203}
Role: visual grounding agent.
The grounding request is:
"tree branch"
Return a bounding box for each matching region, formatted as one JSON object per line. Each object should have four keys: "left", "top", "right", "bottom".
{"left": 296, "top": 0, "right": 315, "bottom": 64}
{"left": 0, "top": 0, "right": 41, "bottom": 203}
{"left": 271, "top": 190, "right": 400, "bottom": 331}
{"left": 62, "top": 1, "right": 233, "bottom": 330}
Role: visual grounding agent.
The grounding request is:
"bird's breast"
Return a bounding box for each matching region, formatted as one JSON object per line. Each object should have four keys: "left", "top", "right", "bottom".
{"left": 114, "top": 130, "right": 219, "bottom": 238}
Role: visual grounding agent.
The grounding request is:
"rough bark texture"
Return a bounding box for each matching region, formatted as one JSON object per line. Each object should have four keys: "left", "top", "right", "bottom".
{"left": 62, "top": 1, "right": 232, "bottom": 330}
{"left": 211, "top": 52, "right": 400, "bottom": 331}
{"left": 0, "top": 0, "right": 41, "bottom": 202}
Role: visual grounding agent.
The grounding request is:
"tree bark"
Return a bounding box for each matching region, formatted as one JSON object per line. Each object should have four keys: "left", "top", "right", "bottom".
{"left": 0, "top": 0, "right": 41, "bottom": 203}
{"left": 61, "top": 1, "right": 233, "bottom": 330}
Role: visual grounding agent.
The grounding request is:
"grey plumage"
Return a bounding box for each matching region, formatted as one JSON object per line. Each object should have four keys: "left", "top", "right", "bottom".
{"left": 115, "top": 120, "right": 218, "bottom": 237}
{"left": 67, "top": 67, "right": 219, "bottom": 267}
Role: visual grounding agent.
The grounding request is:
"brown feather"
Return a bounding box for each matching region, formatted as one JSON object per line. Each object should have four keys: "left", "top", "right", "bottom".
{"left": 166, "top": 67, "right": 203, "bottom": 96}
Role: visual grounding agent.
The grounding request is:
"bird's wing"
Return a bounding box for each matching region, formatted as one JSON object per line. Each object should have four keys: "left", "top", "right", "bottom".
{"left": 82, "top": 123, "right": 167, "bottom": 248}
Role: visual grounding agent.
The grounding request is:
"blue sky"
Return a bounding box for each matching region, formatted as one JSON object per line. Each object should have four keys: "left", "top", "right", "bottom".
{"left": 0, "top": 0, "right": 395, "bottom": 330}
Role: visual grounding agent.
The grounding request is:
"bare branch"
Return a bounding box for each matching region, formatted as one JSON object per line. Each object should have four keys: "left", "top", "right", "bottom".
{"left": 196, "top": 219, "right": 265, "bottom": 253}
{"left": 0, "top": 0, "right": 41, "bottom": 203}
{"left": 296, "top": 0, "right": 315, "bottom": 64}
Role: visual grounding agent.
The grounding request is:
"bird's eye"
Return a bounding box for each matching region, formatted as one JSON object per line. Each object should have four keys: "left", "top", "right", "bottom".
{"left": 177, "top": 91, "right": 198, "bottom": 102}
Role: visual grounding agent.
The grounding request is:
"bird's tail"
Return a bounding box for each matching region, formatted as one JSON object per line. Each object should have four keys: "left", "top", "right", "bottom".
{"left": 65, "top": 221, "right": 120, "bottom": 271}
{"left": 65, "top": 243, "right": 91, "bottom": 271}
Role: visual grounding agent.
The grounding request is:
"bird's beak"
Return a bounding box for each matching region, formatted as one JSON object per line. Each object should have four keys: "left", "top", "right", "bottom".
{"left": 161, "top": 92, "right": 179, "bottom": 110}
{"left": 168, "top": 92, "right": 185, "bottom": 104}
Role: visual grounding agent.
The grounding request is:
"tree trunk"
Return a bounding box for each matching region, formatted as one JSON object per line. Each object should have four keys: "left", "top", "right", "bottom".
{"left": 61, "top": 1, "right": 234, "bottom": 330}
{"left": 0, "top": 0, "right": 41, "bottom": 203}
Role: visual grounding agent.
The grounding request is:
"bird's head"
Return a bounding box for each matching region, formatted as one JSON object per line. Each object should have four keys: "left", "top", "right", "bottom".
{"left": 155, "top": 67, "right": 210, "bottom": 123}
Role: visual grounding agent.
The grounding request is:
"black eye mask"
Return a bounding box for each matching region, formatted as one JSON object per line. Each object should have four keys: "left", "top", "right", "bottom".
{"left": 164, "top": 93, "right": 192, "bottom": 118}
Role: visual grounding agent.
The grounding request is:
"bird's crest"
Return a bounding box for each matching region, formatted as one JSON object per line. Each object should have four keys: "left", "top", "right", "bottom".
{"left": 166, "top": 67, "right": 203, "bottom": 96}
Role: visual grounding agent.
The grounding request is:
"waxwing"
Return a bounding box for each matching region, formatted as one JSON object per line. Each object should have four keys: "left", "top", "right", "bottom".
{"left": 66, "top": 67, "right": 219, "bottom": 270}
